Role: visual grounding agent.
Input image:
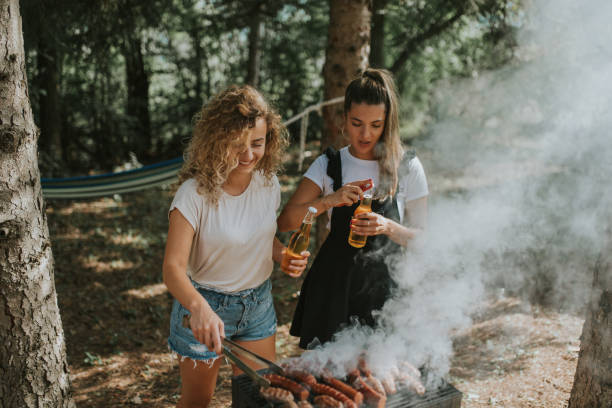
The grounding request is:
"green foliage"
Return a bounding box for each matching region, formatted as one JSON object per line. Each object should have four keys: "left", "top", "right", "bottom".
{"left": 21, "top": 0, "right": 522, "bottom": 176}
{"left": 382, "top": 0, "right": 525, "bottom": 141}
{"left": 83, "top": 351, "right": 104, "bottom": 366}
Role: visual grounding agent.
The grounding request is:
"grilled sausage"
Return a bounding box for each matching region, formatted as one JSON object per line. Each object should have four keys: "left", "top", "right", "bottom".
{"left": 399, "top": 361, "right": 421, "bottom": 378}
{"left": 365, "top": 374, "right": 386, "bottom": 396}
{"left": 357, "top": 358, "right": 372, "bottom": 377}
{"left": 297, "top": 401, "right": 314, "bottom": 408}
{"left": 260, "top": 386, "right": 295, "bottom": 403}
{"left": 313, "top": 395, "right": 343, "bottom": 408}
{"left": 282, "top": 402, "right": 299, "bottom": 408}
{"left": 352, "top": 377, "right": 386, "bottom": 408}
{"left": 322, "top": 376, "right": 363, "bottom": 405}
{"left": 347, "top": 369, "right": 361, "bottom": 385}
{"left": 312, "top": 382, "right": 356, "bottom": 408}
{"left": 285, "top": 369, "right": 318, "bottom": 387}
{"left": 398, "top": 373, "right": 426, "bottom": 396}
{"left": 264, "top": 374, "right": 310, "bottom": 401}
{"left": 381, "top": 375, "right": 397, "bottom": 395}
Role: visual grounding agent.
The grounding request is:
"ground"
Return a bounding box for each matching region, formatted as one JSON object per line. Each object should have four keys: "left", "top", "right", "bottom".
{"left": 46, "top": 166, "right": 583, "bottom": 407}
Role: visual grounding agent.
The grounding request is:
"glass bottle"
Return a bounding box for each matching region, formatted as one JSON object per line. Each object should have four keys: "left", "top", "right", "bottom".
{"left": 348, "top": 192, "right": 373, "bottom": 248}
{"left": 281, "top": 206, "right": 317, "bottom": 274}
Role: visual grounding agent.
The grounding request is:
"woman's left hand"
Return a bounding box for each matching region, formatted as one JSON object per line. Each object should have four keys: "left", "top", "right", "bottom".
{"left": 350, "top": 212, "right": 389, "bottom": 236}
{"left": 283, "top": 250, "right": 311, "bottom": 278}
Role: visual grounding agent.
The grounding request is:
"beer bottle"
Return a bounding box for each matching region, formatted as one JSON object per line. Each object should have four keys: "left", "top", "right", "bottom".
{"left": 348, "top": 192, "right": 373, "bottom": 248}
{"left": 281, "top": 206, "right": 317, "bottom": 274}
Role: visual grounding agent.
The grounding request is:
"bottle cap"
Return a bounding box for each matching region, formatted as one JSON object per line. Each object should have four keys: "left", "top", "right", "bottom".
{"left": 360, "top": 178, "right": 374, "bottom": 192}
{"left": 308, "top": 206, "right": 318, "bottom": 214}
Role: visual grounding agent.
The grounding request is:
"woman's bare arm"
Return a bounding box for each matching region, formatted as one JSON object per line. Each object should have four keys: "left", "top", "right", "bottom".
{"left": 277, "top": 177, "right": 371, "bottom": 232}
{"left": 162, "top": 209, "right": 224, "bottom": 354}
{"left": 351, "top": 196, "right": 428, "bottom": 247}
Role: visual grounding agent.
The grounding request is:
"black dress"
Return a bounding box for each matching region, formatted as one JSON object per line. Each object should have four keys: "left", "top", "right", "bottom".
{"left": 290, "top": 148, "right": 403, "bottom": 349}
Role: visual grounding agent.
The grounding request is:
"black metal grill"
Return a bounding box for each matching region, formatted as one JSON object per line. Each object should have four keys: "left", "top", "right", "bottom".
{"left": 231, "top": 370, "right": 462, "bottom": 408}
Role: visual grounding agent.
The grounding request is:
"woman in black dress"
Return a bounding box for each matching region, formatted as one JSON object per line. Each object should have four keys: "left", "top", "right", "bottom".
{"left": 277, "top": 68, "right": 429, "bottom": 349}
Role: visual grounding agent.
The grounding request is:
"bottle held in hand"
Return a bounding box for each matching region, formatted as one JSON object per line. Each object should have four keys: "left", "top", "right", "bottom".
{"left": 348, "top": 192, "right": 373, "bottom": 248}
{"left": 281, "top": 206, "right": 317, "bottom": 274}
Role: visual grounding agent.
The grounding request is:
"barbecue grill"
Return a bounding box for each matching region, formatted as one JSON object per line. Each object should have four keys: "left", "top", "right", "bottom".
{"left": 231, "top": 369, "right": 462, "bottom": 408}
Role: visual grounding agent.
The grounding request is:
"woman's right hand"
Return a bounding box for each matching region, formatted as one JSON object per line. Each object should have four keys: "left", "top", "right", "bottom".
{"left": 189, "top": 301, "right": 225, "bottom": 355}
{"left": 326, "top": 178, "right": 373, "bottom": 207}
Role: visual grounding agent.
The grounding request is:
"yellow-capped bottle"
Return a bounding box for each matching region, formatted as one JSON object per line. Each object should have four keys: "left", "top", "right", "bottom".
{"left": 281, "top": 206, "right": 317, "bottom": 274}
{"left": 348, "top": 192, "right": 373, "bottom": 248}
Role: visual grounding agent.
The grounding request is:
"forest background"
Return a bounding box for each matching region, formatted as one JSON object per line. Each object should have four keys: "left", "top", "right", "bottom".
{"left": 2, "top": 0, "right": 610, "bottom": 407}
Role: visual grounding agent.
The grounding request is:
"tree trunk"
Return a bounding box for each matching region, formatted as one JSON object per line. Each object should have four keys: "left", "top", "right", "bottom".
{"left": 37, "top": 35, "right": 63, "bottom": 172}
{"left": 246, "top": 3, "right": 264, "bottom": 87}
{"left": 0, "top": 1, "right": 74, "bottom": 407}
{"left": 568, "top": 248, "right": 612, "bottom": 407}
{"left": 318, "top": 0, "right": 371, "bottom": 249}
{"left": 369, "top": 0, "right": 387, "bottom": 68}
{"left": 123, "top": 30, "right": 151, "bottom": 160}
{"left": 322, "top": 0, "right": 371, "bottom": 150}
{"left": 190, "top": 26, "right": 203, "bottom": 113}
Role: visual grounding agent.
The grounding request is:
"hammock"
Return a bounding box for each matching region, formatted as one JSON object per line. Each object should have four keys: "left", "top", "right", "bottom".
{"left": 41, "top": 158, "right": 183, "bottom": 199}
{"left": 41, "top": 97, "right": 344, "bottom": 199}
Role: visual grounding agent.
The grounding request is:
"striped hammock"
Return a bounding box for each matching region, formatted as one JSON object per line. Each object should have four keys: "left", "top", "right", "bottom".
{"left": 41, "top": 158, "right": 183, "bottom": 199}
{"left": 41, "top": 97, "right": 344, "bottom": 199}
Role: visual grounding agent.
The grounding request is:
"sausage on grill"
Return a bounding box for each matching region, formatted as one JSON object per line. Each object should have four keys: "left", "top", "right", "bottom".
{"left": 399, "top": 361, "right": 422, "bottom": 378}
{"left": 260, "top": 386, "right": 295, "bottom": 403}
{"left": 322, "top": 376, "right": 363, "bottom": 404}
{"left": 357, "top": 358, "right": 372, "bottom": 377}
{"left": 313, "top": 395, "right": 343, "bottom": 408}
{"left": 264, "top": 374, "right": 310, "bottom": 401}
{"left": 381, "top": 375, "right": 397, "bottom": 395}
{"left": 297, "top": 401, "right": 314, "bottom": 408}
{"left": 398, "top": 373, "right": 426, "bottom": 396}
{"left": 312, "top": 382, "right": 356, "bottom": 408}
{"left": 365, "top": 374, "right": 386, "bottom": 396}
{"left": 347, "top": 369, "right": 360, "bottom": 383}
{"left": 352, "top": 376, "right": 386, "bottom": 408}
{"left": 285, "top": 369, "right": 318, "bottom": 387}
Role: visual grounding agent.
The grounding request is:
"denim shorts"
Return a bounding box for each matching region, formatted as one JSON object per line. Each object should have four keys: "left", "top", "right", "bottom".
{"left": 168, "top": 279, "right": 277, "bottom": 362}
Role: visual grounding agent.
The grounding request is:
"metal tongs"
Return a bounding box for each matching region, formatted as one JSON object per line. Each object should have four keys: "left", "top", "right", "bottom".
{"left": 222, "top": 337, "right": 285, "bottom": 388}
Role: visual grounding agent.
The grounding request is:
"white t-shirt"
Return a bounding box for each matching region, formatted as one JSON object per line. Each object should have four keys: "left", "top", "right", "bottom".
{"left": 169, "top": 172, "right": 280, "bottom": 293}
{"left": 304, "top": 146, "right": 429, "bottom": 228}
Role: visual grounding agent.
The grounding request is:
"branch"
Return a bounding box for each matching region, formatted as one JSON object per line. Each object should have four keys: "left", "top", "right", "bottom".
{"left": 390, "top": 7, "right": 467, "bottom": 75}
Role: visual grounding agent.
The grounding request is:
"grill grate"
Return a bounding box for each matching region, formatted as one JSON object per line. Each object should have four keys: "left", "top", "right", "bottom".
{"left": 231, "top": 370, "right": 462, "bottom": 408}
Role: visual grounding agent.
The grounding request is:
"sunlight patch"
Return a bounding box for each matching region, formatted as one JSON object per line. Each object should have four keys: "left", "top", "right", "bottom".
{"left": 123, "top": 283, "right": 167, "bottom": 299}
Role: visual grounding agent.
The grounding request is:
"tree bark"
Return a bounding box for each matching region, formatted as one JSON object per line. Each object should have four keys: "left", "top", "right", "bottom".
{"left": 190, "top": 26, "right": 204, "bottom": 113}
{"left": 568, "top": 248, "right": 612, "bottom": 407}
{"left": 0, "top": 1, "right": 74, "bottom": 407}
{"left": 246, "top": 2, "right": 264, "bottom": 87}
{"left": 369, "top": 0, "right": 387, "bottom": 68}
{"left": 318, "top": 0, "right": 371, "bottom": 249}
{"left": 322, "top": 0, "right": 371, "bottom": 150}
{"left": 122, "top": 29, "right": 151, "bottom": 159}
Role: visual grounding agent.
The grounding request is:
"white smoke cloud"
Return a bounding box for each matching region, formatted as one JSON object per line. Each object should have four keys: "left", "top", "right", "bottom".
{"left": 288, "top": 0, "right": 612, "bottom": 387}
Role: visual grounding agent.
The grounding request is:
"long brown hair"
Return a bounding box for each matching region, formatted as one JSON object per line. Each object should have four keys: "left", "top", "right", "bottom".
{"left": 178, "top": 85, "right": 288, "bottom": 204}
{"left": 344, "top": 68, "right": 403, "bottom": 199}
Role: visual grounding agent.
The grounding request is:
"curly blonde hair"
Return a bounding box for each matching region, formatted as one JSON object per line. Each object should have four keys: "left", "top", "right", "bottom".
{"left": 178, "top": 85, "right": 288, "bottom": 204}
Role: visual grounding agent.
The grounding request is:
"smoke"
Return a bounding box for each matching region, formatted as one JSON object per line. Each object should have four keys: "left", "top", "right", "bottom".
{"left": 288, "top": 0, "right": 612, "bottom": 386}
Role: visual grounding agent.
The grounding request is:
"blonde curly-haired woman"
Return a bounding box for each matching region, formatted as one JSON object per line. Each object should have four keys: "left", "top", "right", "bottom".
{"left": 163, "top": 85, "right": 309, "bottom": 407}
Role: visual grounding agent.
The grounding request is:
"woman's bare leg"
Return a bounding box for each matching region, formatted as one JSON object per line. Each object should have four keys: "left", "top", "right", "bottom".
{"left": 230, "top": 334, "right": 276, "bottom": 376}
{"left": 177, "top": 357, "right": 223, "bottom": 408}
